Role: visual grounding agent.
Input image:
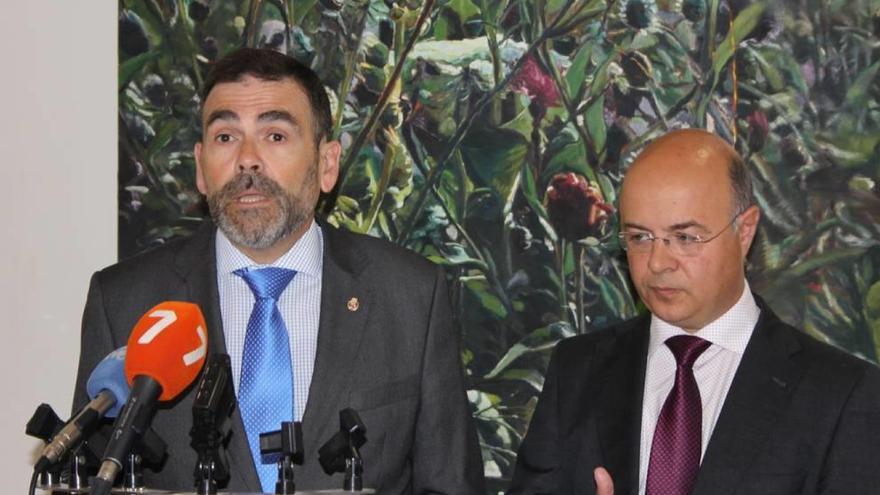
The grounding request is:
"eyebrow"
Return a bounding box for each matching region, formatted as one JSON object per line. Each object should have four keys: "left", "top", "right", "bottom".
{"left": 621, "top": 220, "right": 709, "bottom": 232}
{"left": 668, "top": 220, "right": 709, "bottom": 232}
{"left": 257, "top": 110, "right": 298, "bottom": 127}
{"left": 205, "top": 109, "right": 238, "bottom": 128}
{"left": 203, "top": 109, "right": 300, "bottom": 129}
{"left": 622, "top": 222, "right": 652, "bottom": 232}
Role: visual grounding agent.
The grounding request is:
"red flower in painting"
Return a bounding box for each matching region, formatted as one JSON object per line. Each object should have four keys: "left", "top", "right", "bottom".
{"left": 746, "top": 109, "right": 770, "bottom": 151}
{"left": 511, "top": 56, "right": 561, "bottom": 112}
{"left": 545, "top": 172, "right": 615, "bottom": 241}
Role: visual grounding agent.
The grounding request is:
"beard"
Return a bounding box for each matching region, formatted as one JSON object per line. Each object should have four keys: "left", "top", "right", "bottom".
{"left": 206, "top": 166, "right": 317, "bottom": 250}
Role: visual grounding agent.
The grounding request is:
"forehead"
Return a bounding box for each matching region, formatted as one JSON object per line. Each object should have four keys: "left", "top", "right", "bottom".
{"left": 620, "top": 144, "right": 733, "bottom": 227}
{"left": 201, "top": 75, "right": 312, "bottom": 124}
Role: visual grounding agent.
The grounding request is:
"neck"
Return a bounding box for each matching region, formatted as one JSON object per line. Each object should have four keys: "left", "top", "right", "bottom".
{"left": 235, "top": 217, "right": 314, "bottom": 265}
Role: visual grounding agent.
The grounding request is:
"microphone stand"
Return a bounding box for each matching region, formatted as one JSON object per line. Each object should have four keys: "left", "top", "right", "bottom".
{"left": 344, "top": 444, "right": 364, "bottom": 491}
{"left": 190, "top": 353, "right": 235, "bottom": 495}
{"left": 260, "top": 421, "right": 304, "bottom": 495}
{"left": 122, "top": 451, "right": 143, "bottom": 491}
{"left": 122, "top": 427, "right": 168, "bottom": 491}
{"left": 341, "top": 409, "right": 366, "bottom": 492}
{"left": 318, "top": 408, "right": 367, "bottom": 492}
{"left": 66, "top": 445, "right": 90, "bottom": 492}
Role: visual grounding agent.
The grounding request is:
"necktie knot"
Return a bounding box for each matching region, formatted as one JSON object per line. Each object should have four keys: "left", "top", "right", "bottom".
{"left": 666, "top": 335, "right": 710, "bottom": 369}
{"left": 234, "top": 267, "right": 296, "bottom": 301}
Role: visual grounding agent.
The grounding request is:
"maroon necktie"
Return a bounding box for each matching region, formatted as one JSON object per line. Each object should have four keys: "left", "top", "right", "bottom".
{"left": 645, "top": 335, "right": 711, "bottom": 495}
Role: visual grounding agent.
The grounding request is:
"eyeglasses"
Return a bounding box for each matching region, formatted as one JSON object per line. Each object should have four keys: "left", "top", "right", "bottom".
{"left": 618, "top": 212, "right": 743, "bottom": 257}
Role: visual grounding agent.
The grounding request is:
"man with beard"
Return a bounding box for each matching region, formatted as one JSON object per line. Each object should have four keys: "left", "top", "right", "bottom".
{"left": 72, "top": 48, "right": 483, "bottom": 494}
{"left": 508, "top": 129, "right": 880, "bottom": 495}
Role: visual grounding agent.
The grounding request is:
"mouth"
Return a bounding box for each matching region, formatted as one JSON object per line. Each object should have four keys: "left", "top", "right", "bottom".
{"left": 649, "top": 286, "right": 682, "bottom": 298}
{"left": 233, "top": 190, "right": 271, "bottom": 205}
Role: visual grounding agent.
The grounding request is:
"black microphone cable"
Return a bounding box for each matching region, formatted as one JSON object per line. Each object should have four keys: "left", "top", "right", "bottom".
{"left": 28, "top": 468, "right": 39, "bottom": 495}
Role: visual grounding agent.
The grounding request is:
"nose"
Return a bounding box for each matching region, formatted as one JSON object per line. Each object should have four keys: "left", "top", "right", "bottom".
{"left": 646, "top": 238, "right": 677, "bottom": 273}
{"left": 236, "top": 137, "right": 262, "bottom": 173}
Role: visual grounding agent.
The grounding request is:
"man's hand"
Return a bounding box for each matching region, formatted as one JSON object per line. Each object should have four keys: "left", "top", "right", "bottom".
{"left": 594, "top": 467, "right": 614, "bottom": 495}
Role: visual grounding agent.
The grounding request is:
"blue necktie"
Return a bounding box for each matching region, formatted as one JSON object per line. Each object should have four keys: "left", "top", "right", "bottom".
{"left": 234, "top": 267, "right": 297, "bottom": 493}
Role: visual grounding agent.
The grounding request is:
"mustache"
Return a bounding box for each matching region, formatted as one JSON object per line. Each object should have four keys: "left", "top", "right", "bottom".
{"left": 217, "top": 171, "right": 284, "bottom": 198}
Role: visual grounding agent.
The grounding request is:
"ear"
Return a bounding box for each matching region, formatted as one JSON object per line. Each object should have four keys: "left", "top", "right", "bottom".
{"left": 317, "top": 139, "right": 342, "bottom": 194}
{"left": 194, "top": 141, "right": 207, "bottom": 195}
{"left": 736, "top": 205, "right": 761, "bottom": 257}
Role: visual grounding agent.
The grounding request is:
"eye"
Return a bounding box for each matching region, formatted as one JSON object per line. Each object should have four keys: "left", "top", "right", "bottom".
{"left": 672, "top": 232, "right": 702, "bottom": 244}
{"left": 627, "top": 232, "right": 653, "bottom": 244}
{"left": 215, "top": 133, "right": 235, "bottom": 143}
{"left": 268, "top": 132, "right": 286, "bottom": 142}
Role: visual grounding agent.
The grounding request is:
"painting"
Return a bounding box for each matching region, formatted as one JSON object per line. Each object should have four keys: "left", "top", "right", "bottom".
{"left": 118, "top": 0, "right": 880, "bottom": 488}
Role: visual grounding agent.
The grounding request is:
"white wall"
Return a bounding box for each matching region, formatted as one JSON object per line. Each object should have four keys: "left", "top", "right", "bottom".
{"left": 0, "top": 3, "right": 116, "bottom": 490}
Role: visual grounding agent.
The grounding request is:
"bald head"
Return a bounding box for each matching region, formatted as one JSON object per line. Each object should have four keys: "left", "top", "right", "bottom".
{"left": 625, "top": 129, "right": 752, "bottom": 217}
{"left": 618, "top": 128, "right": 761, "bottom": 332}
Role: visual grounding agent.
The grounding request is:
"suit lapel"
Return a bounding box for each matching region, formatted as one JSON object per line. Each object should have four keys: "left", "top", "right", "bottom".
{"left": 595, "top": 316, "right": 650, "bottom": 493}
{"left": 172, "top": 222, "right": 261, "bottom": 491}
{"left": 693, "top": 302, "right": 804, "bottom": 495}
{"left": 172, "top": 223, "right": 225, "bottom": 355}
{"left": 301, "top": 225, "right": 372, "bottom": 460}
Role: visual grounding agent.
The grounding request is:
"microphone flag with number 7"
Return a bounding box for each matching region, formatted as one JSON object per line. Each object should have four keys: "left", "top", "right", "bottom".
{"left": 125, "top": 301, "right": 209, "bottom": 401}
{"left": 91, "top": 302, "right": 210, "bottom": 495}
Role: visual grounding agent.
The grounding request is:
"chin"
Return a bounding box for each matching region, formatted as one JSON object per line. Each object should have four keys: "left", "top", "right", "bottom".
{"left": 646, "top": 302, "right": 692, "bottom": 328}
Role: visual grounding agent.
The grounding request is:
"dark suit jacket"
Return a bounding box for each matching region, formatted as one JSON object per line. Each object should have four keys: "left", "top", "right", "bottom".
{"left": 508, "top": 298, "right": 880, "bottom": 494}
{"left": 72, "top": 222, "right": 484, "bottom": 494}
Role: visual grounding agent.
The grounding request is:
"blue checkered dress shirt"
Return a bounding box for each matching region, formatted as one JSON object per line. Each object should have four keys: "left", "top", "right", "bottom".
{"left": 215, "top": 221, "right": 323, "bottom": 422}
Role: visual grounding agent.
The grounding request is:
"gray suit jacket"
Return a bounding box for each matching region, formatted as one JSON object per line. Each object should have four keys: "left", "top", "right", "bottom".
{"left": 72, "top": 221, "right": 485, "bottom": 494}
{"left": 508, "top": 298, "right": 880, "bottom": 494}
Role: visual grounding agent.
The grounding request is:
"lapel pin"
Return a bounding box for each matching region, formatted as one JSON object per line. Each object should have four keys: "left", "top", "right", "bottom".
{"left": 347, "top": 297, "right": 360, "bottom": 312}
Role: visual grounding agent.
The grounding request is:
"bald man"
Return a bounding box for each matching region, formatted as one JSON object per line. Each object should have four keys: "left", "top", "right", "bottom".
{"left": 508, "top": 129, "right": 880, "bottom": 495}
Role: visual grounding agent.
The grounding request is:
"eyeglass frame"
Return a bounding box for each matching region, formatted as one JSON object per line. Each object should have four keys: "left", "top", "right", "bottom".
{"left": 617, "top": 207, "right": 750, "bottom": 257}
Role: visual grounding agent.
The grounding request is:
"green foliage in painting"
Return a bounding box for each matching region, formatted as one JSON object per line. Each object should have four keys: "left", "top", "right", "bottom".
{"left": 119, "top": 0, "right": 880, "bottom": 489}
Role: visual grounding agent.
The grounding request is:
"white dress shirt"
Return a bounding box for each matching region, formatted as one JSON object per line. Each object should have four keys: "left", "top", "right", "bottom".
{"left": 637, "top": 282, "right": 760, "bottom": 494}
{"left": 215, "top": 221, "right": 323, "bottom": 422}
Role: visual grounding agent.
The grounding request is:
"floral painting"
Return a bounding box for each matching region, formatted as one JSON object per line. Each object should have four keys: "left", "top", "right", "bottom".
{"left": 119, "top": 0, "right": 880, "bottom": 489}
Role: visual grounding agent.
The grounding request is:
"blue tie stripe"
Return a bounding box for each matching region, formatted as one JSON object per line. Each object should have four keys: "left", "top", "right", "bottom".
{"left": 234, "top": 267, "right": 297, "bottom": 493}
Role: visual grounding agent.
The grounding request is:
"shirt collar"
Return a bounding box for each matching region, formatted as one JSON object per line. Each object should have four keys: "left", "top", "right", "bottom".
{"left": 215, "top": 220, "right": 324, "bottom": 277}
{"left": 648, "top": 281, "right": 760, "bottom": 358}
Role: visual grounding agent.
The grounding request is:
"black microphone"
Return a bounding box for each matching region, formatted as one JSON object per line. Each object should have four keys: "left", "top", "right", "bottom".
{"left": 25, "top": 404, "right": 64, "bottom": 445}
{"left": 90, "top": 302, "right": 208, "bottom": 495}
{"left": 191, "top": 353, "right": 236, "bottom": 494}
{"left": 318, "top": 407, "right": 367, "bottom": 491}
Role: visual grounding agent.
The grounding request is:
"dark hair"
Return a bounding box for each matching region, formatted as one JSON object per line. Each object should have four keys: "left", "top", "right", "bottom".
{"left": 201, "top": 48, "right": 332, "bottom": 143}
{"left": 728, "top": 151, "right": 754, "bottom": 216}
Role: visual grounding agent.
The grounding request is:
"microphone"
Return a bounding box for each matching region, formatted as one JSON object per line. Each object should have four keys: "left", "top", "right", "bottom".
{"left": 91, "top": 302, "right": 208, "bottom": 495}
{"left": 191, "top": 353, "right": 236, "bottom": 493}
{"left": 34, "top": 347, "right": 130, "bottom": 472}
{"left": 318, "top": 408, "right": 367, "bottom": 478}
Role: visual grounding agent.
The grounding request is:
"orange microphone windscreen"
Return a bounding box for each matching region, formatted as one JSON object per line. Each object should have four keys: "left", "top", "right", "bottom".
{"left": 125, "top": 301, "right": 208, "bottom": 401}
